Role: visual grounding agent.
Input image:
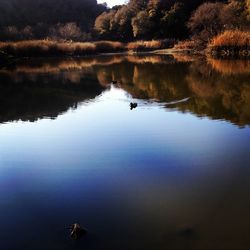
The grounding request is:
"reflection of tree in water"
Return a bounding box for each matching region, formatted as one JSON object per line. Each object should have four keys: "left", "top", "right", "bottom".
{"left": 0, "top": 68, "right": 105, "bottom": 123}
{"left": 178, "top": 60, "right": 250, "bottom": 127}
{"left": 1, "top": 56, "right": 250, "bottom": 126}
{"left": 93, "top": 56, "right": 250, "bottom": 127}
{"left": 118, "top": 62, "right": 190, "bottom": 102}
{"left": 207, "top": 59, "right": 250, "bottom": 75}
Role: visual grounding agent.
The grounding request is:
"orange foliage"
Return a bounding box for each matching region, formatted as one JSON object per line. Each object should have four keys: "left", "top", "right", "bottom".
{"left": 173, "top": 40, "right": 197, "bottom": 50}
{"left": 0, "top": 40, "right": 127, "bottom": 57}
{"left": 127, "top": 40, "right": 164, "bottom": 51}
{"left": 209, "top": 30, "right": 250, "bottom": 47}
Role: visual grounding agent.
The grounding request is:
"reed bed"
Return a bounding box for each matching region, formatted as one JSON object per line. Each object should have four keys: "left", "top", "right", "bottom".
{"left": 210, "top": 30, "right": 250, "bottom": 47}
{"left": 0, "top": 39, "right": 174, "bottom": 57}
{"left": 173, "top": 40, "right": 197, "bottom": 50}
{"left": 127, "top": 40, "right": 168, "bottom": 52}
{"left": 208, "top": 30, "right": 250, "bottom": 57}
{"left": 0, "top": 40, "right": 127, "bottom": 57}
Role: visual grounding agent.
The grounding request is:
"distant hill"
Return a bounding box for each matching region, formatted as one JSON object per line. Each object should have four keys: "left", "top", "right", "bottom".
{"left": 0, "top": 0, "right": 106, "bottom": 40}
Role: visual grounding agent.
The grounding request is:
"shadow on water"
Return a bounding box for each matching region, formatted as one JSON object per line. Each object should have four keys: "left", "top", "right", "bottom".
{"left": 0, "top": 55, "right": 250, "bottom": 126}
{"left": 0, "top": 62, "right": 105, "bottom": 123}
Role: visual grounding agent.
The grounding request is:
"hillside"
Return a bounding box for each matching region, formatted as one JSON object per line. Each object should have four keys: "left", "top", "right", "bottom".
{"left": 0, "top": 0, "right": 106, "bottom": 40}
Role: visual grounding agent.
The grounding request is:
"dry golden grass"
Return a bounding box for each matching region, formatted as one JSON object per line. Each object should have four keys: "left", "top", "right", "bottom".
{"left": 0, "top": 40, "right": 97, "bottom": 56}
{"left": 0, "top": 39, "right": 173, "bottom": 57}
{"left": 127, "top": 40, "right": 164, "bottom": 52}
{"left": 0, "top": 40, "right": 126, "bottom": 57}
{"left": 173, "top": 40, "right": 197, "bottom": 50}
{"left": 208, "top": 30, "right": 250, "bottom": 57}
{"left": 209, "top": 30, "right": 250, "bottom": 47}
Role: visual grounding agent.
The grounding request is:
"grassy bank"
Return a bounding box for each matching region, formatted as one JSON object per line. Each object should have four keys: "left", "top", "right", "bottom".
{"left": 1, "top": 31, "right": 249, "bottom": 58}
{"left": 0, "top": 40, "right": 172, "bottom": 57}
{"left": 207, "top": 30, "right": 250, "bottom": 58}
{"left": 171, "top": 30, "right": 250, "bottom": 58}
{"left": 0, "top": 40, "right": 126, "bottom": 57}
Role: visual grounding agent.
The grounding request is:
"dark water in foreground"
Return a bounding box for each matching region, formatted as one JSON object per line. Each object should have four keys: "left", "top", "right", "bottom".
{"left": 0, "top": 55, "right": 250, "bottom": 250}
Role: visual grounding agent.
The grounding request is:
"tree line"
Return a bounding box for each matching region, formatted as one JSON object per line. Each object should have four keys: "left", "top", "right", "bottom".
{"left": 0, "top": 0, "right": 249, "bottom": 43}
{"left": 94, "top": 0, "right": 249, "bottom": 43}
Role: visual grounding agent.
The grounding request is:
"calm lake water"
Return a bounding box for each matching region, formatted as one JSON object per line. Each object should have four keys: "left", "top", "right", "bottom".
{"left": 0, "top": 55, "right": 250, "bottom": 250}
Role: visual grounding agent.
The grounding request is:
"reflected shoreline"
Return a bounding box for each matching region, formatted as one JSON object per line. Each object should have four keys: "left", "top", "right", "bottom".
{"left": 0, "top": 55, "right": 250, "bottom": 126}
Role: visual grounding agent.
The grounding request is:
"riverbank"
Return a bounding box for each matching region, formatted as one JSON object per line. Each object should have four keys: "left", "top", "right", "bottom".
{"left": 0, "top": 39, "right": 200, "bottom": 58}
{"left": 0, "top": 40, "right": 172, "bottom": 58}
{"left": 0, "top": 31, "right": 249, "bottom": 59}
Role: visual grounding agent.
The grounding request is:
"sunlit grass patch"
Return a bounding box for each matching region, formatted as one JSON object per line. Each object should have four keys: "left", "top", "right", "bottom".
{"left": 0, "top": 40, "right": 127, "bottom": 57}
{"left": 127, "top": 40, "right": 169, "bottom": 52}
{"left": 208, "top": 30, "right": 250, "bottom": 57}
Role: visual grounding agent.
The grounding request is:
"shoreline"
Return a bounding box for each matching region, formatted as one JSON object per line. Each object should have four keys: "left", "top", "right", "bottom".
{"left": 1, "top": 47, "right": 250, "bottom": 63}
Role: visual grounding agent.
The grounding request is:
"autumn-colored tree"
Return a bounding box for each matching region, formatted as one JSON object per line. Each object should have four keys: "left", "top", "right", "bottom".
{"left": 2, "top": 25, "right": 34, "bottom": 40}
{"left": 188, "top": 2, "right": 226, "bottom": 43}
{"left": 221, "top": 0, "right": 249, "bottom": 29}
{"left": 247, "top": 0, "right": 250, "bottom": 20}
{"left": 128, "top": 0, "right": 148, "bottom": 12}
{"left": 57, "top": 23, "right": 82, "bottom": 40}
{"left": 188, "top": 1, "right": 249, "bottom": 43}
{"left": 94, "top": 11, "right": 116, "bottom": 39}
{"left": 160, "top": 2, "right": 187, "bottom": 38}
{"left": 132, "top": 10, "right": 153, "bottom": 38}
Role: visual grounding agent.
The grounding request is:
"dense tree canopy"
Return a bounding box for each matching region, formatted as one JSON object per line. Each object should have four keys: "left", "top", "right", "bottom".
{"left": 188, "top": 0, "right": 249, "bottom": 43}
{"left": 94, "top": 0, "right": 249, "bottom": 41}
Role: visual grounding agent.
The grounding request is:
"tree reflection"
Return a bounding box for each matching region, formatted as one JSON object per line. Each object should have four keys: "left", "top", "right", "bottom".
{"left": 0, "top": 63, "right": 105, "bottom": 123}
{"left": 1, "top": 56, "right": 249, "bottom": 126}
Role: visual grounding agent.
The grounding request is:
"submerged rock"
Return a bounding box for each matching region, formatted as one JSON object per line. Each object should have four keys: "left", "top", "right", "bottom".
{"left": 69, "top": 223, "right": 87, "bottom": 240}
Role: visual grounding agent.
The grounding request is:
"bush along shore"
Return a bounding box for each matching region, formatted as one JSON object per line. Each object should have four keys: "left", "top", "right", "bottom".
{"left": 0, "top": 31, "right": 249, "bottom": 59}
{"left": 0, "top": 40, "right": 125, "bottom": 57}
{"left": 207, "top": 30, "right": 250, "bottom": 58}
{"left": 0, "top": 40, "right": 175, "bottom": 58}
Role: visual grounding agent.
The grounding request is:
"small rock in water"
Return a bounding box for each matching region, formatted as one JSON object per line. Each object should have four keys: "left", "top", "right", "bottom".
{"left": 130, "top": 102, "right": 138, "bottom": 110}
{"left": 69, "top": 223, "right": 87, "bottom": 240}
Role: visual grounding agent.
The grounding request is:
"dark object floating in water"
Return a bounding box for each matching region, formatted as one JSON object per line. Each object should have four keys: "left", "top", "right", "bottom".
{"left": 130, "top": 102, "right": 138, "bottom": 110}
{"left": 111, "top": 80, "right": 118, "bottom": 84}
{"left": 69, "top": 223, "right": 87, "bottom": 240}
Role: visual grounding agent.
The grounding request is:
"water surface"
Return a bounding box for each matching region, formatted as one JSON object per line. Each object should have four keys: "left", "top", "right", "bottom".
{"left": 0, "top": 55, "right": 250, "bottom": 250}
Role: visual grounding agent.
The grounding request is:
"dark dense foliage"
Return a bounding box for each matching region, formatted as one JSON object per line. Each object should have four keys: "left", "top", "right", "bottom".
{"left": 0, "top": 0, "right": 249, "bottom": 49}
{"left": 0, "top": 0, "right": 106, "bottom": 40}
{"left": 94, "top": 0, "right": 222, "bottom": 41}
{"left": 94, "top": 0, "right": 249, "bottom": 42}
